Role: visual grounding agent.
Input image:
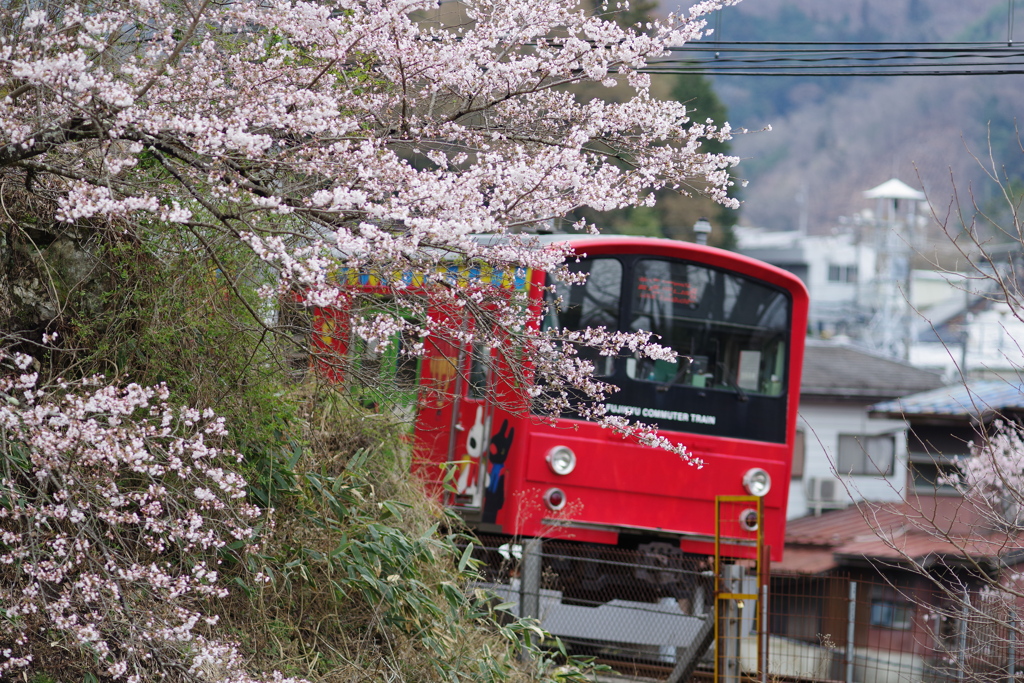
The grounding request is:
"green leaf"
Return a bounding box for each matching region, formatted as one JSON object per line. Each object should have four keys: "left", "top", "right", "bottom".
{"left": 380, "top": 500, "right": 405, "bottom": 520}
{"left": 457, "top": 541, "right": 474, "bottom": 573}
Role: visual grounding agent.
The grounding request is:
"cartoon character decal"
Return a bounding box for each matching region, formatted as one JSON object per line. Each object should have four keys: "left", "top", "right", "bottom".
{"left": 455, "top": 406, "right": 489, "bottom": 507}
{"left": 482, "top": 419, "right": 515, "bottom": 523}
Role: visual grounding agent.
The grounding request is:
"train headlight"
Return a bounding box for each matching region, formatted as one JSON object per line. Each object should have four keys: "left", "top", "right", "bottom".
{"left": 742, "top": 468, "right": 772, "bottom": 497}
{"left": 739, "top": 508, "right": 760, "bottom": 532}
{"left": 546, "top": 446, "right": 577, "bottom": 475}
{"left": 543, "top": 488, "right": 567, "bottom": 511}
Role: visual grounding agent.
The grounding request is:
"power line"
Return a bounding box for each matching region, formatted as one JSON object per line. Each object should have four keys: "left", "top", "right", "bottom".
{"left": 637, "top": 41, "right": 1024, "bottom": 76}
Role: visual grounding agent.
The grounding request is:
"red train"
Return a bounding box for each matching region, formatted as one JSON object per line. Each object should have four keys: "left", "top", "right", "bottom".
{"left": 315, "top": 235, "right": 808, "bottom": 566}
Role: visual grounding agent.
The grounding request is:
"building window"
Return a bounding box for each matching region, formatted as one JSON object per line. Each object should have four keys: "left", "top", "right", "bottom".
{"left": 792, "top": 430, "right": 806, "bottom": 478}
{"left": 837, "top": 434, "right": 895, "bottom": 475}
{"left": 827, "top": 264, "right": 858, "bottom": 283}
{"left": 871, "top": 600, "right": 913, "bottom": 630}
{"left": 870, "top": 585, "right": 913, "bottom": 630}
{"left": 909, "top": 460, "right": 961, "bottom": 495}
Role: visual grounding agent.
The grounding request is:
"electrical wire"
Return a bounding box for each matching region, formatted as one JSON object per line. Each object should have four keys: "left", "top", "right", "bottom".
{"left": 631, "top": 42, "right": 1024, "bottom": 76}
{"left": 630, "top": 41, "right": 1024, "bottom": 76}
{"left": 645, "top": 0, "right": 1022, "bottom": 76}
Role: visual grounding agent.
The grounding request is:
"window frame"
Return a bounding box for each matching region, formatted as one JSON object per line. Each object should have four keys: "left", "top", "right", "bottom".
{"left": 869, "top": 584, "right": 914, "bottom": 630}
{"left": 836, "top": 433, "right": 896, "bottom": 476}
{"left": 870, "top": 600, "right": 914, "bottom": 630}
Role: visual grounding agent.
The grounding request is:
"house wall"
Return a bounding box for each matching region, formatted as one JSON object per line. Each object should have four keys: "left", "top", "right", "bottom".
{"left": 910, "top": 270, "right": 966, "bottom": 310}
{"left": 788, "top": 401, "right": 908, "bottom": 519}
{"left": 966, "top": 302, "right": 1024, "bottom": 376}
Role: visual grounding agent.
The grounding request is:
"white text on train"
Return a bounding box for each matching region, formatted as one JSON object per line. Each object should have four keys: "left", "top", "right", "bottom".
{"left": 604, "top": 404, "right": 716, "bottom": 425}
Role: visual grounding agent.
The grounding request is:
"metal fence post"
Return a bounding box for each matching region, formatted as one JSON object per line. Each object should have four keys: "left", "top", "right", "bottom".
{"left": 520, "top": 538, "right": 542, "bottom": 621}
{"left": 956, "top": 588, "right": 970, "bottom": 683}
{"left": 719, "top": 563, "right": 744, "bottom": 683}
{"left": 760, "top": 583, "right": 769, "bottom": 683}
{"left": 846, "top": 581, "right": 857, "bottom": 683}
{"left": 1010, "top": 610, "right": 1017, "bottom": 683}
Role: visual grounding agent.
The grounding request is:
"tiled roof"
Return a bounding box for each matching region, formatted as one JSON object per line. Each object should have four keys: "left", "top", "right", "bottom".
{"left": 870, "top": 380, "right": 1024, "bottom": 419}
{"left": 801, "top": 341, "right": 945, "bottom": 399}
{"left": 832, "top": 532, "right": 1023, "bottom": 566}
{"left": 780, "top": 498, "right": 1013, "bottom": 575}
{"left": 773, "top": 546, "right": 839, "bottom": 575}
{"left": 787, "top": 498, "right": 983, "bottom": 546}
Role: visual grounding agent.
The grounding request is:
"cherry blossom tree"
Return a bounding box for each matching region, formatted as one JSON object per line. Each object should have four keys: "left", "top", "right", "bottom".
{"left": 0, "top": 351, "right": 297, "bottom": 682}
{"left": 1, "top": 0, "right": 740, "bottom": 452}
{"left": 0, "top": 0, "right": 742, "bottom": 678}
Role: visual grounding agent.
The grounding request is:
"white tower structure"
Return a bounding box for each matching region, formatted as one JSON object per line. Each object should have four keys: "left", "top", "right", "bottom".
{"left": 862, "top": 178, "right": 926, "bottom": 360}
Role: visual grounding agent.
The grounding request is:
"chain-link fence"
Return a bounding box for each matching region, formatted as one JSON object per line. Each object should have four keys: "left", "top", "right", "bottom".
{"left": 470, "top": 535, "right": 718, "bottom": 675}
{"left": 770, "top": 571, "right": 1024, "bottom": 683}
{"left": 469, "top": 537, "right": 1024, "bottom": 683}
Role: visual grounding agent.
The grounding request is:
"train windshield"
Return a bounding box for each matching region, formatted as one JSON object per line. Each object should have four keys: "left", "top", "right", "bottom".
{"left": 627, "top": 259, "right": 789, "bottom": 396}
{"left": 547, "top": 254, "right": 792, "bottom": 441}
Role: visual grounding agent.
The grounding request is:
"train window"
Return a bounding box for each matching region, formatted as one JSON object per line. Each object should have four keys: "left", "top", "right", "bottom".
{"left": 467, "top": 343, "right": 490, "bottom": 400}
{"left": 334, "top": 300, "right": 422, "bottom": 399}
{"left": 394, "top": 326, "right": 421, "bottom": 388}
{"left": 546, "top": 258, "right": 622, "bottom": 377}
{"left": 627, "top": 259, "right": 790, "bottom": 396}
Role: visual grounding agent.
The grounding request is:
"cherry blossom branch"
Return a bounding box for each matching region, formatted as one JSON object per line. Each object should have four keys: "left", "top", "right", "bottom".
{"left": 134, "top": 0, "right": 214, "bottom": 101}
{"left": 0, "top": 0, "right": 741, "bottom": 466}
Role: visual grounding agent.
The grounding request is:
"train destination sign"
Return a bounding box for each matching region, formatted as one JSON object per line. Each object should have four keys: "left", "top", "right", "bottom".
{"left": 636, "top": 276, "right": 696, "bottom": 305}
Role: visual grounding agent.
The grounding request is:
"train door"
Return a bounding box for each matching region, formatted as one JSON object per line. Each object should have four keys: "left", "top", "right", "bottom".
{"left": 449, "top": 341, "right": 492, "bottom": 512}
{"left": 410, "top": 307, "right": 498, "bottom": 517}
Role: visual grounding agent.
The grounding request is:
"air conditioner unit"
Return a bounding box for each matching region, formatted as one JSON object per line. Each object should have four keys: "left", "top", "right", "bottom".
{"left": 806, "top": 477, "right": 846, "bottom": 516}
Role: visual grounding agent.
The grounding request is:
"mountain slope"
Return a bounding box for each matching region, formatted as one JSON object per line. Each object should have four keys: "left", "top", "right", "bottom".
{"left": 663, "top": 0, "right": 1024, "bottom": 233}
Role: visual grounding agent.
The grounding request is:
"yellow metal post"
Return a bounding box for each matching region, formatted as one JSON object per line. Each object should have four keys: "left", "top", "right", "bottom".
{"left": 714, "top": 495, "right": 765, "bottom": 683}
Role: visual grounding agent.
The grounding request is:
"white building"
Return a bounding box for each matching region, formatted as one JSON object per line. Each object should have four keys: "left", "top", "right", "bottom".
{"left": 738, "top": 178, "right": 930, "bottom": 361}
{"left": 908, "top": 268, "right": 1024, "bottom": 381}
{"left": 735, "top": 227, "right": 876, "bottom": 340}
{"left": 790, "top": 341, "right": 944, "bottom": 519}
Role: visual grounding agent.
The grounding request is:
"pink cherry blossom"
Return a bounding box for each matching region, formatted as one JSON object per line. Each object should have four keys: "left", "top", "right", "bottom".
{"left": 0, "top": 354, "right": 294, "bottom": 681}
{"left": 0, "top": 0, "right": 741, "bottom": 672}
{"left": 0, "top": 0, "right": 738, "bottom": 459}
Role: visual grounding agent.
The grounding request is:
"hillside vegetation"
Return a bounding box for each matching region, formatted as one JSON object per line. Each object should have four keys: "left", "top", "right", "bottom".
{"left": 0, "top": 0, "right": 737, "bottom": 679}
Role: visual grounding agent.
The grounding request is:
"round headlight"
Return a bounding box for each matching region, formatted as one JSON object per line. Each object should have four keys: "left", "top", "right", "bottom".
{"left": 743, "top": 468, "right": 772, "bottom": 497}
{"left": 546, "top": 446, "right": 577, "bottom": 475}
{"left": 739, "top": 508, "right": 759, "bottom": 532}
{"left": 544, "top": 488, "right": 567, "bottom": 511}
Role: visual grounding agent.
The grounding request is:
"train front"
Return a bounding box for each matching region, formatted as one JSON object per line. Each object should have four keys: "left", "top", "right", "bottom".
{"left": 415, "top": 236, "right": 808, "bottom": 566}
